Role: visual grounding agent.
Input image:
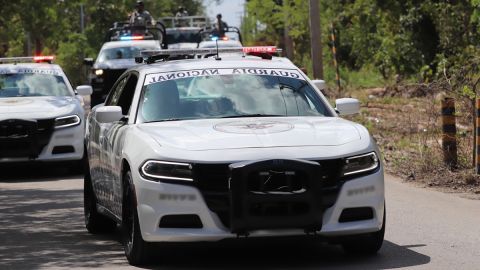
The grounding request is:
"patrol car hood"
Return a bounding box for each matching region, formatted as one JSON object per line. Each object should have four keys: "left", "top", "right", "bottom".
{"left": 138, "top": 117, "right": 362, "bottom": 151}
{"left": 167, "top": 43, "right": 199, "bottom": 49}
{"left": 0, "top": 96, "right": 78, "bottom": 119}
{"left": 94, "top": 59, "right": 138, "bottom": 70}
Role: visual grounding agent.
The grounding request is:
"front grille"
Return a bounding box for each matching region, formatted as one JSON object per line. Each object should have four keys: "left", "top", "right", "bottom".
{"left": 0, "top": 119, "right": 55, "bottom": 158}
{"left": 193, "top": 159, "right": 344, "bottom": 229}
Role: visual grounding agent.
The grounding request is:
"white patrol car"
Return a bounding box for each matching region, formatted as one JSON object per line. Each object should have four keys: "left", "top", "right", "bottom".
{"left": 0, "top": 56, "right": 92, "bottom": 167}
{"left": 84, "top": 47, "right": 385, "bottom": 265}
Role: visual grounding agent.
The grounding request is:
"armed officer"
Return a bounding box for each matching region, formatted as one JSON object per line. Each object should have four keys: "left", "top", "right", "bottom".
{"left": 130, "top": 1, "right": 156, "bottom": 26}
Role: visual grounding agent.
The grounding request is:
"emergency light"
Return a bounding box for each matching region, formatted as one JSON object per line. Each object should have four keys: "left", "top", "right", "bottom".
{"left": 33, "top": 56, "right": 55, "bottom": 62}
{"left": 120, "top": 36, "right": 145, "bottom": 41}
{"left": 0, "top": 56, "right": 55, "bottom": 64}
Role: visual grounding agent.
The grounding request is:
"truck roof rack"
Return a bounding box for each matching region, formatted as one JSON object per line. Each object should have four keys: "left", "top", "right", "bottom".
{"left": 105, "top": 21, "right": 168, "bottom": 49}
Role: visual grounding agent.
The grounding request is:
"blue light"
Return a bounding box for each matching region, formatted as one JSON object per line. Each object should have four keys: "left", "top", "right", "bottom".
{"left": 211, "top": 36, "right": 219, "bottom": 41}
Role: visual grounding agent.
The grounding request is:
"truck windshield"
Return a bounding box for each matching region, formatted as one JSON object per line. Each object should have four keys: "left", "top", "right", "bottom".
{"left": 167, "top": 30, "right": 201, "bottom": 44}
{"left": 0, "top": 73, "right": 70, "bottom": 98}
{"left": 139, "top": 68, "right": 332, "bottom": 122}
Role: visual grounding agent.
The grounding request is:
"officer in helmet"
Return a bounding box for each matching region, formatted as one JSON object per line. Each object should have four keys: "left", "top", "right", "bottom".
{"left": 130, "top": 1, "right": 156, "bottom": 26}
{"left": 175, "top": 6, "right": 189, "bottom": 17}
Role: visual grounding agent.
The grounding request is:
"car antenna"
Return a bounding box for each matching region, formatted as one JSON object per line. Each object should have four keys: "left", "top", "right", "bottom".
{"left": 215, "top": 38, "right": 221, "bottom": 61}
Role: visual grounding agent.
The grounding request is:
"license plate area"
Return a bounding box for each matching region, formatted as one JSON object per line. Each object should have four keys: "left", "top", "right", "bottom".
{"left": 229, "top": 159, "right": 323, "bottom": 234}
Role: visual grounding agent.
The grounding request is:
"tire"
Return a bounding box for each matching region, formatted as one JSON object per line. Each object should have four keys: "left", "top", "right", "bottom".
{"left": 122, "top": 171, "right": 152, "bottom": 266}
{"left": 341, "top": 207, "right": 386, "bottom": 255}
{"left": 84, "top": 158, "right": 116, "bottom": 234}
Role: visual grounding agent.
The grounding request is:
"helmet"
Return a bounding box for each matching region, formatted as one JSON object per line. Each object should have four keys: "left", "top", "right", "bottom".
{"left": 136, "top": 1, "right": 144, "bottom": 6}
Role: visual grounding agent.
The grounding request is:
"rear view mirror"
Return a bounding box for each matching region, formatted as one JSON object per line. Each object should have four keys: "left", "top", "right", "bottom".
{"left": 95, "top": 106, "right": 123, "bottom": 123}
{"left": 312, "top": 79, "right": 326, "bottom": 90}
{"left": 84, "top": 58, "right": 94, "bottom": 66}
{"left": 76, "top": 85, "right": 93, "bottom": 96}
{"left": 335, "top": 98, "right": 360, "bottom": 115}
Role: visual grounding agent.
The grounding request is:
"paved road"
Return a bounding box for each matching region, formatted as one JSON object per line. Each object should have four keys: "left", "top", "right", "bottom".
{"left": 0, "top": 165, "right": 479, "bottom": 269}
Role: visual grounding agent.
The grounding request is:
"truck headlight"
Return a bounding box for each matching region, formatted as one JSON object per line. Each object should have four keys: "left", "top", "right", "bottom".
{"left": 140, "top": 160, "right": 193, "bottom": 182}
{"left": 55, "top": 115, "right": 81, "bottom": 129}
{"left": 342, "top": 152, "right": 379, "bottom": 176}
{"left": 95, "top": 69, "right": 104, "bottom": 76}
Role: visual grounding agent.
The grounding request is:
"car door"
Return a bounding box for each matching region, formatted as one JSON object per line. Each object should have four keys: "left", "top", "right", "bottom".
{"left": 103, "top": 72, "right": 139, "bottom": 217}
{"left": 94, "top": 75, "right": 129, "bottom": 210}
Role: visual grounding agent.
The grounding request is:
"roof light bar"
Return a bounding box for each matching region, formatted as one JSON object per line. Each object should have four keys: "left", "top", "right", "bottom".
{"left": 33, "top": 56, "right": 55, "bottom": 62}
{"left": 120, "top": 36, "right": 144, "bottom": 41}
{"left": 0, "top": 56, "right": 55, "bottom": 64}
{"left": 141, "top": 46, "right": 281, "bottom": 57}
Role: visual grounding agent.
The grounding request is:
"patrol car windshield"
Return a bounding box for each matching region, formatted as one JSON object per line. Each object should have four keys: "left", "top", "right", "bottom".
{"left": 139, "top": 68, "right": 332, "bottom": 122}
{"left": 97, "top": 45, "right": 159, "bottom": 62}
{"left": 0, "top": 73, "right": 70, "bottom": 98}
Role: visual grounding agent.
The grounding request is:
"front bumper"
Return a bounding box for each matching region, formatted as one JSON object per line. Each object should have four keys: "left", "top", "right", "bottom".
{"left": 0, "top": 123, "right": 84, "bottom": 163}
{"left": 134, "top": 164, "right": 384, "bottom": 242}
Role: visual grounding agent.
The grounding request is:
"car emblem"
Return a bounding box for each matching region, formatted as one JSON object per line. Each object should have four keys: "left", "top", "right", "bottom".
{"left": 214, "top": 120, "right": 294, "bottom": 134}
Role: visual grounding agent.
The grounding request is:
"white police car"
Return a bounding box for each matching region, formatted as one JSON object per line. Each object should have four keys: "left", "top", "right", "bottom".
{"left": 84, "top": 47, "right": 385, "bottom": 265}
{"left": 0, "top": 56, "right": 92, "bottom": 168}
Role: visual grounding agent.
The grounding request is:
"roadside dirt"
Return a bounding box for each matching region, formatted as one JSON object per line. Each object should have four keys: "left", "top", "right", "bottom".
{"left": 347, "top": 85, "right": 480, "bottom": 198}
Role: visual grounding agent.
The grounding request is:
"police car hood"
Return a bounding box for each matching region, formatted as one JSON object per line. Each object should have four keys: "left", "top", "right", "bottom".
{"left": 138, "top": 117, "right": 363, "bottom": 151}
{"left": 0, "top": 96, "right": 77, "bottom": 119}
{"left": 94, "top": 59, "right": 138, "bottom": 70}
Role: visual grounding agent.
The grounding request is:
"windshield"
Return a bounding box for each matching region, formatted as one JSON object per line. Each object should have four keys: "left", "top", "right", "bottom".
{"left": 97, "top": 45, "right": 159, "bottom": 62}
{"left": 139, "top": 68, "right": 332, "bottom": 123}
{"left": 0, "top": 72, "right": 70, "bottom": 98}
{"left": 167, "top": 30, "right": 201, "bottom": 44}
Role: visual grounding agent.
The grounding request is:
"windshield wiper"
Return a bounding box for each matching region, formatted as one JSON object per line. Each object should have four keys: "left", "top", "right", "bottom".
{"left": 220, "top": 114, "right": 284, "bottom": 119}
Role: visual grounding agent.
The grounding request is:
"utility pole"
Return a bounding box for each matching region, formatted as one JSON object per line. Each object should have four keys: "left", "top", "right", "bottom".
{"left": 309, "top": 0, "right": 323, "bottom": 79}
{"left": 80, "top": 4, "right": 85, "bottom": 33}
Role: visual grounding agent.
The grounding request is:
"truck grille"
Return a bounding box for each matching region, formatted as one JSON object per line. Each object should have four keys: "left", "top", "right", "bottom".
{"left": 0, "top": 119, "right": 55, "bottom": 159}
{"left": 192, "top": 159, "right": 344, "bottom": 229}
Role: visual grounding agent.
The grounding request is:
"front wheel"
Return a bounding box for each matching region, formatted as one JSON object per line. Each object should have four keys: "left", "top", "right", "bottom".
{"left": 341, "top": 207, "right": 386, "bottom": 255}
{"left": 122, "top": 171, "right": 152, "bottom": 266}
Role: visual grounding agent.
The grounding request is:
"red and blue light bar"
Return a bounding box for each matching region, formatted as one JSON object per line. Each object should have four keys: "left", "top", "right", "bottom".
{"left": 120, "top": 36, "right": 145, "bottom": 41}
{"left": 0, "top": 55, "right": 55, "bottom": 64}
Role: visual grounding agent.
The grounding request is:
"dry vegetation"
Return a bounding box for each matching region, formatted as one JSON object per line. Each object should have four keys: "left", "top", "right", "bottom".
{"left": 341, "top": 84, "right": 480, "bottom": 196}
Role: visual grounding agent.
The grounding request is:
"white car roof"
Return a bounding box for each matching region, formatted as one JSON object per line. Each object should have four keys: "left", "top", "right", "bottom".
{"left": 136, "top": 56, "right": 299, "bottom": 75}
{"left": 101, "top": 40, "right": 161, "bottom": 50}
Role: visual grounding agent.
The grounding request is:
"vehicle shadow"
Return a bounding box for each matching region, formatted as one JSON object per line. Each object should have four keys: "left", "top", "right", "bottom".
{"left": 0, "top": 186, "right": 430, "bottom": 270}
{"left": 143, "top": 239, "right": 430, "bottom": 270}
{"left": 0, "top": 162, "right": 81, "bottom": 182}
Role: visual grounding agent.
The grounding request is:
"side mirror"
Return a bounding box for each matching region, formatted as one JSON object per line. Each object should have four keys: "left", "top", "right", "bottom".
{"left": 335, "top": 98, "right": 360, "bottom": 115}
{"left": 76, "top": 85, "right": 93, "bottom": 96}
{"left": 95, "top": 106, "right": 123, "bottom": 123}
{"left": 84, "top": 58, "right": 94, "bottom": 66}
{"left": 312, "top": 79, "right": 326, "bottom": 90}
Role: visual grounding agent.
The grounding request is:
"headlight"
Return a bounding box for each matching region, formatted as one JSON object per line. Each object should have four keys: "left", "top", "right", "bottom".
{"left": 95, "top": 69, "right": 104, "bottom": 76}
{"left": 140, "top": 160, "right": 193, "bottom": 182}
{"left": 342, "top": 152, "right": 379, "bottom": 176}
{"left": 55, "top": 115, "right": 81, "bottom": 129}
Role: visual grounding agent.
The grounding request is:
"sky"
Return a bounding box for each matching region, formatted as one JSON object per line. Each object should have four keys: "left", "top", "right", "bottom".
{"left": 203, "top": 0, "right": 245, "bottom": 28}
